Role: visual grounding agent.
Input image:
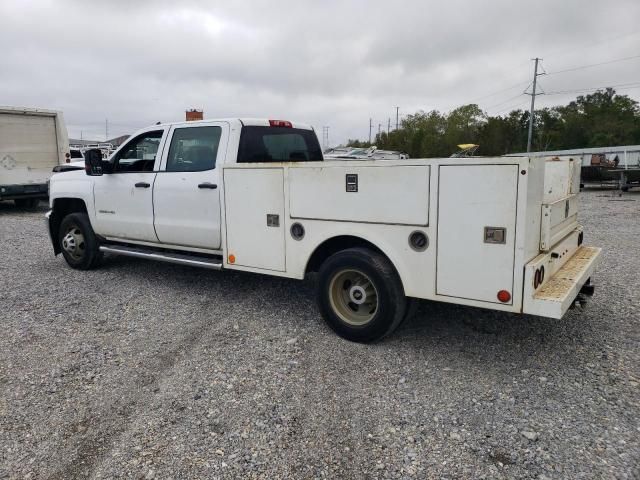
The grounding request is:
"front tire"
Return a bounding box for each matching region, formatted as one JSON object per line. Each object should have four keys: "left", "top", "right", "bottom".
{"left": 317, "top": 247, "right": 407, "bottom": 343}
{"left": 58, "top": 213, "right": 102, "bottom": 270}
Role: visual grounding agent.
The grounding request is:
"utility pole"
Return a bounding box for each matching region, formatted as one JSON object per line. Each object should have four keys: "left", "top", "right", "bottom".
{"left": 378, "top": 123, "right": 381, "bottom": 137}
{"left": 395, "top": 106, "right": 399, "bottom": 130}
{"left": 387, "top": 118, "right": 391, "bottom": 135}
{"left": 105, "top": 118, "right": 109, "bottom": 142}
{"left": 526, "top": 58, "right": 542, "bottom": 152}
{"left": 369, "top": 118, "right": 372, "bottom": 144}
{"left": 322, "top": 126, "right": 329, "bottom": 149}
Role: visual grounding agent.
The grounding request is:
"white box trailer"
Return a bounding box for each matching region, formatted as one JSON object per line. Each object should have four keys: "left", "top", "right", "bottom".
{"left": 0, "top": 106, "right": 69, "bottom": 207}
{"left": 46, "top": 119, "right": 601, "bottom": 342}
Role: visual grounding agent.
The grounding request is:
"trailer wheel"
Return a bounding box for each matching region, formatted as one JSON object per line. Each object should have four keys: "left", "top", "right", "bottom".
{"left": 317, "top": 247, "right": 407, "bottom": 343}
{"left": 14, "top": 198, "right": 40, "bottom": 209}
{"left": 58, "top": 213, "right": 102, "bottom": 270}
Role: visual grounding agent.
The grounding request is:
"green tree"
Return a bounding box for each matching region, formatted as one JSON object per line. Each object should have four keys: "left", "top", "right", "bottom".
{"left": 350, "top": 89, "right": 640, "bottom": 157}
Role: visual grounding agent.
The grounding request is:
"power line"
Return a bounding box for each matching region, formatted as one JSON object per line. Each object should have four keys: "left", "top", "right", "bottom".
{"left": 467, "top": 80, "right": 531, "bottom": 104}
{"left": 544, "top": 81, "right": 640, "bottom": 96}
{"left": 485, "top": 92, "right": 528, "bottom": 111}
{"left": 491, "top": 101, "right": 530, "bottom": 116}
{"left": 439, "top": 79, "right": 530, "bottom": 112}
{"left": 545, "top": 54, "right": 640, "bottom": 76}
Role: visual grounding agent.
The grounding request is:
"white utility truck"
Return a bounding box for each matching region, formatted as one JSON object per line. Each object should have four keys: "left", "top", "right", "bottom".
{"left": 1, "top": 106, "right": 69, "bottom": 208}
{"left": 46, "top": 118, "right": 601, "bottom": 342}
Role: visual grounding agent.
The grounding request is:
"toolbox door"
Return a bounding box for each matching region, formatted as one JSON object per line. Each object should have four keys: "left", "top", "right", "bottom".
{"left": 436, "top": 164, "right": 518, "bottom": 304}
{"left": 223, "top": 168, "right": 285, "bottom": 271}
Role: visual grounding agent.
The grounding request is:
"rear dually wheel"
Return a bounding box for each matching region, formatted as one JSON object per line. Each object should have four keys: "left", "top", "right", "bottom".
{"left": 317, "top": 247, "right": 407, "bottom": 343}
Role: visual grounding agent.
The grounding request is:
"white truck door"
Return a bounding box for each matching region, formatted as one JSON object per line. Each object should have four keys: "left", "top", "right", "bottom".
{"left": 223, "top": 168, "right": 285, "bottom": 271}
{"left": 152, "top": 123, "right": 228, "bottom": 249}
{"left": 436, "top": 164, "right": 519, "bottom": 304}
{"left": 93, "top": 129, "right": 166, "bottom": 242}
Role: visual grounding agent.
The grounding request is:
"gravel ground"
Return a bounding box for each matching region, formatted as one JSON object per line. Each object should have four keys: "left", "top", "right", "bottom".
{"left": 0, "top": 189, "right": 639, "bottom": 479}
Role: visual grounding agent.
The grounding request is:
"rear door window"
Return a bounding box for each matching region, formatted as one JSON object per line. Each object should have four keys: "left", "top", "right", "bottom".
{"left": 166, "top": 126, "right": 222, "bottom": 172}
{"left": 237, "top": 126, "right": 323, "bottom": 163}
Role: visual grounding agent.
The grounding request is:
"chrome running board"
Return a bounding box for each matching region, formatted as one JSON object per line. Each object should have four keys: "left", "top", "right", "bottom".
{"left": 99, "top": 244, "right": 223, "bottom": 270}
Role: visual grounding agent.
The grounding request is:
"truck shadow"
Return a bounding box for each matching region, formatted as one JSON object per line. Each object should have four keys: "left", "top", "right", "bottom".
{"left": 100, "top": 255, "right": 597, "bottom": 367}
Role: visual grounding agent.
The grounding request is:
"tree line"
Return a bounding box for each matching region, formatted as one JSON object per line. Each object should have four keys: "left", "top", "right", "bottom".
{"left": 346, "top": 88, "right": 640, "bottom": 157}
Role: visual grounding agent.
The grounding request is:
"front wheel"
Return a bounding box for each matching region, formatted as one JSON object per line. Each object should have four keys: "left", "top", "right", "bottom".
{"left": 58, "top": 213, "right": 102, "bottom": 270}
{"left": 317, "top": 247, "right": 407, "bottom": 343}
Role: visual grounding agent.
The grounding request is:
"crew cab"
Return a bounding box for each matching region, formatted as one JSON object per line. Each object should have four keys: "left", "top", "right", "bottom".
{"left": 46, "top": 118, "right": 601, "bottom": 342}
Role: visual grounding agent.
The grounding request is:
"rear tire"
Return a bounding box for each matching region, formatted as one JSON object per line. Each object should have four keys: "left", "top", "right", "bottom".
{"left": 317, "top": 247, "right": 407, "bottom": 343}
{"left": 14, "top": 198, "right": 40, "bottom": 209}
{"left": 58, "top": 213, "right": 102, "bottom": 270}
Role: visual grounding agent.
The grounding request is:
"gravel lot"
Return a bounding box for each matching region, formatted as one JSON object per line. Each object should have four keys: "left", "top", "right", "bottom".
{"left": 1, "top": 189, "right": 638, "bottom": 479}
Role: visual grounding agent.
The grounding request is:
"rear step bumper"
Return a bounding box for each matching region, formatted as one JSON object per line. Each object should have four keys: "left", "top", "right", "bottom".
{"left": 99, "top": 245, "right": 223, "bottom": 270}
{"left": 524, "top": 246, "right": 602, "bottom": 318}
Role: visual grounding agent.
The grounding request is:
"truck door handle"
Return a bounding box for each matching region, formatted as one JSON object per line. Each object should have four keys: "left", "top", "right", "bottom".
{"left": 198, "top": 183, "right": 218, "bottom": 189}
{"left": 135, "top": 182, "right": 150, "bottom": 188}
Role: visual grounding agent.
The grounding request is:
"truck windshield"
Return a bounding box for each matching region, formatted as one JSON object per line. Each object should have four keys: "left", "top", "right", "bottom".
{"left": 238, "top": 126, "right": 323, "bottom": 163}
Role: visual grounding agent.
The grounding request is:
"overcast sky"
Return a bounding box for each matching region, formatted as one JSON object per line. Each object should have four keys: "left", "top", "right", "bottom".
{"left": 1, "top": 0, "right": 639, "bottom": 145}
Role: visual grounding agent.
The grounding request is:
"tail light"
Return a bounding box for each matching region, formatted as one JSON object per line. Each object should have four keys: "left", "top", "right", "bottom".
{"left": 269, "top": 120, "right": 292, "bottom": 128}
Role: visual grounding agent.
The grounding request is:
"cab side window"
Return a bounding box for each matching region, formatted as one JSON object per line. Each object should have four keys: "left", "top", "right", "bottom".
{"left": 113, "top": 130, "right": 163, "bottom": 173}
{"left": 166, "top": 126, "right": 221, "bottom": 172}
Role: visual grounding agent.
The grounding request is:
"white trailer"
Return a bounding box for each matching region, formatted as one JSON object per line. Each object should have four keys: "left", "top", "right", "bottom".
{"left": 0, "top": 106, "right": 69, "bottom": 208}
{"left": 46, "top": 119, "right": 601, "bottom": 342}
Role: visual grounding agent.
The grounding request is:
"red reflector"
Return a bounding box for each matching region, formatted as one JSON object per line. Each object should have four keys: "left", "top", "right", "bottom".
{"left": 269, "top": 119, "right": 292, "bottom": 128}
{"left": 497, "top": 290, "right": 511, "bottom": 303}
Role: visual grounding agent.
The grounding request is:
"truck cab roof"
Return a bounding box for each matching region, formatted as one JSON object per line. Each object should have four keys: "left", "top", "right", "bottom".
{"left": 151, "top": 118, "right": 314, "bottom": 131}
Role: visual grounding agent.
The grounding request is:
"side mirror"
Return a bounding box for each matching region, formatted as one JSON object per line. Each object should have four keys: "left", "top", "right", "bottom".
{"left": 84, "top": 149, "right": 104, "bottom": 176}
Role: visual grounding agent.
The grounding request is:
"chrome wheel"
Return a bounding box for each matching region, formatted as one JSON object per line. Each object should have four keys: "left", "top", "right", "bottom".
{"left": 61, "top": 225, "right": 85, "bottom": 261}
{"left": 328, "top": 269, "right": 379, "bottom": 326}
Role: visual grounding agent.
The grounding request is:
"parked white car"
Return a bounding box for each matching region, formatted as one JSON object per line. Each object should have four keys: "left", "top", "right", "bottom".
{"left": 46, "top": 118, "right": 601, "bottom": 342}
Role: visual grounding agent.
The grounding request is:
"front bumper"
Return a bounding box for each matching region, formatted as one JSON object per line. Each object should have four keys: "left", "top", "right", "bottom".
{"left": 523, "top": 244, "right": 602, "bottom": 318}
